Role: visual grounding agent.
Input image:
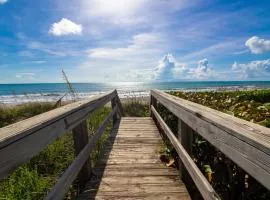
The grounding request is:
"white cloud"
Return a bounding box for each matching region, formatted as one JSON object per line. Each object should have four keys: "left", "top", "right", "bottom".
{"left": 0, "top": 0, "right": 8, "bottom": 4}
{"left": 155, "top": 54, "right": 186, "bottom": 81}
{"left": 232, "top": 59, "right": 270, "bottom": 78}
{"left": 87, "top": 33, "right": 163, "bottom": 60}
{"left": 154, "top": 55, "right": 217, "bottom": 81}
{"left": 188, "top": 59, "right": 215, "bottom": 79}
{"left": 27, "top": 41, "right": 67, "bottom": 56}
{"left": 245, "top": 36, "right": 270, "bottom": 54}
{"left": 49, "top": 18, "right": 82, "bottom": 36}
{"left": 116, "top": 68, "right": 155, "bottom": 82}
{"left": 27, "top": 41, "right": 81, "bottom": 57}
{"left": 78, "top": 33, "right": 167, "bottom": 82}
{"left": 15, "top": 73, "right": 35, "bottom": 79}
{"left": 78, "top": 0, "right": 191, "bottom": 26}
{"left": 78, "top": 33, "right": 167, "bottom": 81}
{"left": 180, "top": 41, "right": 237, "bottom": 62}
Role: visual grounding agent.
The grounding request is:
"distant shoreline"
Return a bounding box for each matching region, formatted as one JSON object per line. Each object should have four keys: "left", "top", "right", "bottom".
{"left": 1, "top": 87, "right": 269, "bottom": 106}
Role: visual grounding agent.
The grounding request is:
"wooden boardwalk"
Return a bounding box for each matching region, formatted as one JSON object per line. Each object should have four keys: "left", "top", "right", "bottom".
{"left": 2, "top": 90, "right": 268, "bottom": 199}
{"left": 78, "top": 117, "right": 191, "bottom": 200}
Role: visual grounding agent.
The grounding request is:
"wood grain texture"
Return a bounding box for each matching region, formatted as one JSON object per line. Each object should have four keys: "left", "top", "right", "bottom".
{"left": 178, "top": 119, "right": 194, "bottom": 185}
{"left": 151, "top": 106, "right": 219, "bottom": 200}
{"left": 151, "top": 90, "right": 270, "bottom": 190}
{"left": 0, "top": 90, "right": 117, "bottom": 179}
{"left": 72, "top": 120, "right": 92, "bottom": 188}
{"left": 78, "top": 117, "right": 191, "bottom": 200}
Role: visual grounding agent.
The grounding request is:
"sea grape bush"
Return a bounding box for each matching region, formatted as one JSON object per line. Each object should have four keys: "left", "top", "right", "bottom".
{"left": 155, "top": 90, "right": 270, "bottom": 200}
{"left": 168, "top": 89, "right": 270, "bottom": 127}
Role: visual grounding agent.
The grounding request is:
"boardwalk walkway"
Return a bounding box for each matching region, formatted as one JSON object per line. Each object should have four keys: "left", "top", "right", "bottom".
{"left": 2, "top": 90, "right": 269, "bottom": 199}
{"left": 78, "top": 117, "right": 191, "bottom": 200}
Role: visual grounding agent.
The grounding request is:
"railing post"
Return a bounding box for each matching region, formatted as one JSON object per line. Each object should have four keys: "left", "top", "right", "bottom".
{"left": 72, "top": 120, "right": 92, "bottom": 189}
{"left": 150, "top": 93, "right": 157, "bottom": 118}
{"left": 178, "top": 119, "right": 193, "bottom": 183}
{"left": 111, "top": 97, "right": 118, "bottom": 125}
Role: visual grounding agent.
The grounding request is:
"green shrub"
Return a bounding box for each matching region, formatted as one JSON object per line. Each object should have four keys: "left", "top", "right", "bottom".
{"left": 0, "top": 166, "right": 50, "bottom": 200}
{"left": 0, "top": 102, "right": 113, "bottom": 200}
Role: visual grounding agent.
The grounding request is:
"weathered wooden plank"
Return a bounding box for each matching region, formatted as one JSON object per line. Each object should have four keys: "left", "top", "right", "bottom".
{"left": 95, "top": 163, "right": 168, "bottom": 169}
{"left": 151, "top": 90, "right": 270, "bottom": 190}
{"left": 80, "top": 194, "right": 190, "bottom": 200}
{"left": 79, "top": 194, "right": 190, "bottom": 200}
{"left": 88, "top": 176, "right": 182, "bottom": 185}
{"left": 45, "top": 106, "right": 118, "bottom": 200}
{"left": 105, "top": 140, "right": 161, "bottom": 145}
{"left": 104, "top": 153, "right": 159, "bottom": 158}
{"left": 113, "top": 133, "right": 160, "bottom": 136}
{"left": 115, "top": 95, "right": 124, "bottom": 116}
{"left": 87, "top": 184, "right": 188, "bottom": 193}
{"left": 72, "top": 120, "right": 92, "bottom": 188}
{"left": 93, "top": 168, "right": 179, "bottom": 176}
{"left": 99, "top": 158, "right": 161, "bottom": 165}
{"left": 80, "top": 191, "right": 190, "bottom": 200}
{"left": 151, "top": 106, "right": 219, "bottom": 200}
{"left": 0, "top": 90, "right": 117, "bottom": 179}
{"left": 150, "top": 95, "right": 158, "bottom": 118}
{"left": 108, "top": 137, "right": 161, "bottom": 141}
{"left": 111, "top": 97, "right": 118, "bottom": 125}
{"left": 79, "top": 117, "right": 190, "bottom": 200}
{"left": 178, "top": 119, "right": 194, "bottom": 184}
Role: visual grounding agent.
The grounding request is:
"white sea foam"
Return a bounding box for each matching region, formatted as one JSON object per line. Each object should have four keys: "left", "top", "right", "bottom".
{"left": 0, "top": 85, "right": 261, "bottom": 105}
{"left": 0, "top": 91, "right": 150, "bottom": 105}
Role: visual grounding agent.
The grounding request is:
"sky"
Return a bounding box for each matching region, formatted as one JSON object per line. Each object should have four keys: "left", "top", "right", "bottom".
{"left": 0, "top": 0, "right": 270, "bottom": 83}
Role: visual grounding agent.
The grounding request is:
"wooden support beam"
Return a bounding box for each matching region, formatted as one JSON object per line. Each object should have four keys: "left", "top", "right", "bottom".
{"left": 111, "top": 97, "right": 117, "bottom": 125}
{"left": 115, "top": 95, "right": 124, "bottom": 116}
{"left": 150, "top": 92, "right": 157, "bottom": 118}
{"left": 72, "top": 120, "right": 92, "bottom": 188}
{"left": 178, "top": 119, "right": 194, "bottom": 184}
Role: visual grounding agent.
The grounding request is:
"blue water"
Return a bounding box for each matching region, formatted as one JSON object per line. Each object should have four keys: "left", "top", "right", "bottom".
{"left": 0, "top": 81, "right": 270, "bottom": 104}
{"left": 1, "top": 81, "right": 270, "bottom": 95}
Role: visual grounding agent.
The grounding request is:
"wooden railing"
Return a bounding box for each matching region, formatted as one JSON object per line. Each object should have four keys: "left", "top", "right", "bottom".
{"left": 150, "top": 90, "right": 270, "bottom": 200}
{"left": 0, "top": 90, "right": 123, "bottom": 200}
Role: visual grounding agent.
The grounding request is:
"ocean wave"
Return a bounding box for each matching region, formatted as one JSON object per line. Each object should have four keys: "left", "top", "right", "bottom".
{"left": 0, "top": 85, "right": 263, "bottom": 105}
{"left": 0, "top": 91, "right": 150, "bottom": 105}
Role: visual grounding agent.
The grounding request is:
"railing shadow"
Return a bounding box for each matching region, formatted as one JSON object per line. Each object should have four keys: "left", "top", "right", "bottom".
{"left": 78, "top": 120, "right": 121, "bottom": 199}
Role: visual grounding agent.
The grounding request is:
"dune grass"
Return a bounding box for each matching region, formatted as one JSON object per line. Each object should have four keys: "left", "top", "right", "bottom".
{"left": 121, "top": 97, "right": 149, "bottom": 117}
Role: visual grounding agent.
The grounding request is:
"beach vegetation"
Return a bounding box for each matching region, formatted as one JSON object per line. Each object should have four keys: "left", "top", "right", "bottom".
{"left": 161, "top": 89, "right": 270, "bottom": 199}
{"left": 0, "top": 103, "right": 112, "bottom": 200}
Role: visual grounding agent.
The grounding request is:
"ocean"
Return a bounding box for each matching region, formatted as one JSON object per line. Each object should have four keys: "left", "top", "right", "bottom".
{"left": 0, "top": 81, "right": 270, "bottom": 104}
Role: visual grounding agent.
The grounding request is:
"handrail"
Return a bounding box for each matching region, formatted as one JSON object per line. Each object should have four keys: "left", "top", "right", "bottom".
{"left": 0, "top": 90, "right": 120, "bottom": 180}
{"left": 45, "top": 106, "right": 118, "bottom": 200}
{"left": 151, "top": 105, "right": 220, "bottom": 200}
{"left": 150, "top": 90, "right": 270, "bottom": 194}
